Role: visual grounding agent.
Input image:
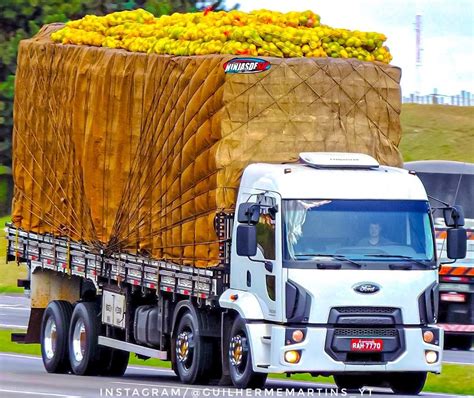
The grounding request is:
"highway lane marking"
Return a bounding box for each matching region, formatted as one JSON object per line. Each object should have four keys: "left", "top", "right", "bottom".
{"left": 111, "top": 381, "right": 339, "bottom": 392}
{"left": 424, "top": 393, "right": 474, "bottom": 397}
{"left": 113, "top": 381, "right": 195, "bottom": 389}
{"left": 0, "top": 388, "right": 81, "bottom": 397}
{"left": 0, "top": 353, "right": 40, "bottom": 360}
{"left": 444, "top": 360, "right": 474, "bottom": 365}
{"left": 0, "top": 324, "right": 27, "bottom": 329}
{"left": 0, "top": 304, "right": 30, "bottom": 309}
{"left": 0, "top": 354, "right": 179, "bottom": 372}
{"left": 127, "top": 366, "right": 174, "bottom": 373}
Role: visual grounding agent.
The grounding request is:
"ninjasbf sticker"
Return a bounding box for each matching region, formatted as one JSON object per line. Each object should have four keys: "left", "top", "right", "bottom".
{"left": 223, "top": 57, "right": 271, "bottom": 74}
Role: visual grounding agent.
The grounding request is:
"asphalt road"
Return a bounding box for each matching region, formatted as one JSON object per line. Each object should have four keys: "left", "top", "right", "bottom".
{"left": 0, "top": 294, "right": 30, "bottom": 330}
{"left": 1, "top": 294, "right": 472, "bottom": 365}
{"left": 0, "top": 353, "right": 468, "bottom": 398}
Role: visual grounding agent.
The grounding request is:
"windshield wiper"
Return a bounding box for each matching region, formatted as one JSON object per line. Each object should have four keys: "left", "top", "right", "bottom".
{"left": 364, "top": 254, "right": 430, "bottom": 267}
{"left": 295, "top": 254, "right": 362, "bottom": 268}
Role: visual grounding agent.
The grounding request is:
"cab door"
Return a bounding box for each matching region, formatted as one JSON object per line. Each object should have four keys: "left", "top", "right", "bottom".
{"left": 231, "top": 191, "right": 283, "bottom": 322}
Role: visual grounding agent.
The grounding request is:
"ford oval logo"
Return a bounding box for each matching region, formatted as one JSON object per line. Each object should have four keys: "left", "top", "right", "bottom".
{"left": 354, "top": 283, "right": 380, "bottom": 294}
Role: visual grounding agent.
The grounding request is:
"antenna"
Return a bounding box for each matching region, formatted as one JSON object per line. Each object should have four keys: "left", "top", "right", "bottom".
{"left": 415, "top": 14, "right": 423, "bottom": 94}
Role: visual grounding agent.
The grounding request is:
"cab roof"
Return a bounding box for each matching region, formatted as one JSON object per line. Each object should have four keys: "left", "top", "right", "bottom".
{"left": 240, "top": 162, "right": 428, "bottom": 201}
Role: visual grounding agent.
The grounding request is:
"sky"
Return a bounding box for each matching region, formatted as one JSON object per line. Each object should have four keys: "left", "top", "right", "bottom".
{"left": 228, "top": 0, "right": 474, "bottom": 97}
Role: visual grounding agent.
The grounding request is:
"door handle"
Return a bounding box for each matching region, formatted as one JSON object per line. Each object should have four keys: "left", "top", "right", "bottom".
{"left": 264, "top": 261, "right": 273, "bottom": 273}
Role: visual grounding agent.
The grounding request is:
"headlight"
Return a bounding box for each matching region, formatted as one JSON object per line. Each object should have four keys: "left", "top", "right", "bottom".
{"left": 284, "top": 350, "right": 301, "bottom": 364}
{"left": 425, "top": 350, "right": 438, "bottom": 364}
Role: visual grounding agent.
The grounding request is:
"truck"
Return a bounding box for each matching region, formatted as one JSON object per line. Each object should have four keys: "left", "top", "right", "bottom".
{"left": 7, "top": 152, "right": 467, "bottom": 394}
{"left": 405, "top": 160, "right": 474, "bottom": 350}
{"left": 7, "top": 22, "right": 467, "bottom": 396}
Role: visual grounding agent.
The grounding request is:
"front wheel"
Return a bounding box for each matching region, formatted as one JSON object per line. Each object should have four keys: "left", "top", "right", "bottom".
{"left": 445, "top": 335, "right": 473, "bottom": 351}
{"left": 228, "top": 316, "right": 267, "bottom": 389}
{"left": 390, "top": 372, "right": 427, "bottom": 395}
{"left": 41, "top": 300, "right": 73, "bottom": 373}
{"left": 333, "top": 375, "right": 364, "bottom": 391}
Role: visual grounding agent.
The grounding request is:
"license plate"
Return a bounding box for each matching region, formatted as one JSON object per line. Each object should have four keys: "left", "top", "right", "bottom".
{"left": 350, "top": 338, "right": 384, "bottom": 352}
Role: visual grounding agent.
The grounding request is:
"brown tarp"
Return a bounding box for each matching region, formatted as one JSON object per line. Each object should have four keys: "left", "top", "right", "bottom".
{"left": 12, "top": 24, "right": 403, "bottom": 267}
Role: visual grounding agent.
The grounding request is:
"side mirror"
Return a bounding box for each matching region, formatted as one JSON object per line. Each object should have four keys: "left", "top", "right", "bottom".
{"left": 237, "top": 203, "right": 260, "bottom": 224}
{"left": 236, "top": 225, "right": 257, "bottom": 257}
{"left": 268, "top": 205, "right": 278, "bottom": 220}
{"left": 443, "top": 206, "right": 465, "bottom": 227}
{"left": 447, "top": 228, "right": 467, "bottom": 259}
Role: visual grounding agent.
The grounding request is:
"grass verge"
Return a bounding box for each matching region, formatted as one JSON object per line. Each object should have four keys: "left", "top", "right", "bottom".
{"left": 0, "top": 330, "right": 472, "bottom": 395}
{"left": 400, "top": 104, "right": 474, "bottom": 163}
{"left": 0, "top": 214, "right": 27, "bottom": 293}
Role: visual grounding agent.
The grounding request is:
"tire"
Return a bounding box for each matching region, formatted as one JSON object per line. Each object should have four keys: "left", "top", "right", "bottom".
{"left": 40, "top": 300, "right": 73, "bottom": 373}
{"left": 445, "top": 335, "right": 473, "bottom": 351}
{"left": 173, "top": 311, "right": 214, "bottom": 384}
{"left": 101, "top": 348, "right": 130, "bottom": 377}
{"left": 390, "top": 372, "right": 427, "bottom": 395}
{"left": 334, "top": 375, "right": 364, "bottom": 391}
{"left": 228, "top": 316, "right": 267, "bottom": 389}
{"left": 68, "top": 302, "right": 103, "bottom": 376}
{"left": 456, "top": 335, "right": 473, "bottom": 351}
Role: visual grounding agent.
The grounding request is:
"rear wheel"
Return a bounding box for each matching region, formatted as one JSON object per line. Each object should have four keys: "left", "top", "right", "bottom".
{"left": 101, "top": 348, "right": 130, "bottom": 377}
{"left": 41, "top": 300, "right": 73, "bottom": 373}
{"left": 173, "top": 311, "right": 214, "bottom": 384}
{"left": 390, "top": 372, "right": 427, "bottom": 395}
{"left": 228, "top": 316, "right": 267, "bottom": 389}
{"left": 68, "top": 302, "right": 103, "bottom": 375}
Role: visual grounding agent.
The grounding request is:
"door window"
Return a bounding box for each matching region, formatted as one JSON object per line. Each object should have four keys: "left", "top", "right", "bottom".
{"left": 256, "top": 211, "right": 276, "bottom": 260}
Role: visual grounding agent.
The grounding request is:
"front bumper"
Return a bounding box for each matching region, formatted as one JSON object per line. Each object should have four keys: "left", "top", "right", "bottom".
{"left": 247, "top": 323, "right": 443, "bottom": 374}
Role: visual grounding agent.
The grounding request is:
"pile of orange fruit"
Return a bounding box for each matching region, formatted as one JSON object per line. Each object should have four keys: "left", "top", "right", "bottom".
{"left": 51, "top": 8, "right": 392, "bottom": 63}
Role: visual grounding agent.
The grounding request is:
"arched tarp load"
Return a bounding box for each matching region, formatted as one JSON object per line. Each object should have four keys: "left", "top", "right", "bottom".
{"left": 12, "top": 22, "right": 402, "bottom": 268}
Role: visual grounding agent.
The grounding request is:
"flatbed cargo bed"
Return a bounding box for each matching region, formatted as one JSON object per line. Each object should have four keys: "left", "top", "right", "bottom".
{"left": 5, "top": 221, "right": 231, "bottom": 300}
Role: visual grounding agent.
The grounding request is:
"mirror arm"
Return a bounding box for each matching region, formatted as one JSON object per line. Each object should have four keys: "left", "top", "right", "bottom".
{"left": 440, "top": 259, "right": 457, "bottom": 266}
{"left": 428, "top": 195, "right": 451, "bottom": 207}
{"left": 247, "top": 256, "right": 273, "bottom": 273}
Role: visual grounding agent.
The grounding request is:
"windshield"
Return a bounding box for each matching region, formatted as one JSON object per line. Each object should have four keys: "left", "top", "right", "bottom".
{"left": 283, "top": 200, "right": 435, "bottom": 262}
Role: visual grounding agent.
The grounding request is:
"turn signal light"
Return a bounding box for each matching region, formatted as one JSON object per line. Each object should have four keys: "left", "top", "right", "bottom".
{"left": 425, "top": 350, "right": 438, "bottom": 364}
{"left": 292, "top": 330, "right": 304, "bottom": 343}
{"left": 423, "top": 330, "right": 435, "bottom": 343}
{"left": 284, "top": 350, "right": 301, "bottom": 364}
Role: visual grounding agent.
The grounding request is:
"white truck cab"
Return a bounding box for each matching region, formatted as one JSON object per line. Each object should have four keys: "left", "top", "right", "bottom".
{"left": 220, "top": 153, "right": 466, "bottom": 393}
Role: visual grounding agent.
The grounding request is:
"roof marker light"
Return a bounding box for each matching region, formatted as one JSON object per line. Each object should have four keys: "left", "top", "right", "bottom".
{"left": 299, "top": 152, "right": 379, "bottom": 169}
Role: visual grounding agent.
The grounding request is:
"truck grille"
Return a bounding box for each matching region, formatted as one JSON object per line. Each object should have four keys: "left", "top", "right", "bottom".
{"left": 335, "top": 327, "right": 398, "bottom": 337}
{"left": 334, "top": 306, "right": 397, "bottom": 314}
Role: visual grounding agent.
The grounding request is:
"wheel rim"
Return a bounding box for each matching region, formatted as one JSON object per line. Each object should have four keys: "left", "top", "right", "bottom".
{"left": 176, "top": 329, "right": 194, "bottom": 371}
{"left": 229, "top": 332, "right": 248, "bottom": 375}
{"left": 72, "top": 319, "right": 86, "bottom": 362}
{"left": 44, "top": 317, "right": 57, "bottom": 360}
